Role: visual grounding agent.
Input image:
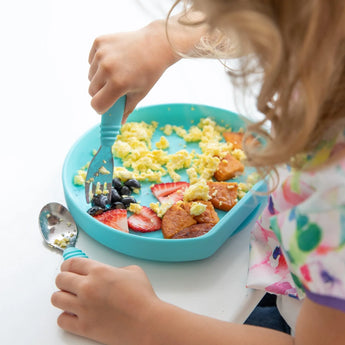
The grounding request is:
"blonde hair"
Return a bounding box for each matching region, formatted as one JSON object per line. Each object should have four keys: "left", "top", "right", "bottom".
{"left": 168, "top": 0, "right": 345, "bottom": 175}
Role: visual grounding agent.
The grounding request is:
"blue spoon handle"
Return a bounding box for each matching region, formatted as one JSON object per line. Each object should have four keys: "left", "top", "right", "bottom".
{"left": 101, "top": 96, "right": 126, "bottom": 147}
{"left": 63, "top": 247, "right": 88, "bottom": 260}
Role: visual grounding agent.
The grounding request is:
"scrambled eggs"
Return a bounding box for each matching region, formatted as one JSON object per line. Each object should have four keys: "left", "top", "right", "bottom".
{"left": 189, "top": 202, "right": 207, "bottom": 216}
{"left": 73, "top": 115, "right": 257, "bottom": 217}
{"left": 74, "top": 116, "right": 244, "bottom": 185}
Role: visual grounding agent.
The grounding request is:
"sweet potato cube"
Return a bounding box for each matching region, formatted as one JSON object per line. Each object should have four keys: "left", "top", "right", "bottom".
{"left": 214, "top": 153, "right": 244, "bottom": 181}
{"left": 223, "top": 131, "right": 244, "bottom": 149}
{"left": 171, "top": 223, "right": 214, "bottom": 239}
{"left": 207, "top": 181, "right": 238, "bottom": 211}
{"left": 162, "top": 203, "right": 197, "bottom": 239}
{"left": 188, "top": 201, "right": 219, "bottom": 224}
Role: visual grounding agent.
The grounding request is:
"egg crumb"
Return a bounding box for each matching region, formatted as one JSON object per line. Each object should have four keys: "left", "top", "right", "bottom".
{"left": 232, "top": 148, "right": 246, "bottom": 161}
{"left": 161, "top": 124, "right": 173, "bottom": 136}
{"left": 128, "top": 203, "right": 143, "bottom": 214}
{"left": 155, "top": 136, "right": 169, "bottom": 149}
{"left": 237, "top": 182, "right": 252, "bottom": 199}
{"left": 247, "top": 172, "right": 260, "bottom": 185}
{"left": 190, "top": 202, "right": 207, "bottom": 216}
{"left": 183, "top": 179, "right": 210, "bottom": 202}
{"left": 74, "top": 170, "right": 87, "bottom": 185}
{"left": 98, "top": 166, "right": 111, "bottom": 175}
{"left": 54, "top": 237, "right": 70, "bottom": 249}
{"left": 150, "top": 201, "right": 174, "bottom": 217}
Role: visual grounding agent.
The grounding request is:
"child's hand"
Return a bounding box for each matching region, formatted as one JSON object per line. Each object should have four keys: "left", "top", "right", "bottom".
{"left": 88, "top": 20, "right": 179, "bottom": 122}
{"left": 51, "top": 258, "right": 160, "bottom": 345}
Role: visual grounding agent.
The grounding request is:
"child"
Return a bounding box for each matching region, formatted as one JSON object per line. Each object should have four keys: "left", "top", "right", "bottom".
{"left": 51, "top": 1, "right": 345, "bottom": 344}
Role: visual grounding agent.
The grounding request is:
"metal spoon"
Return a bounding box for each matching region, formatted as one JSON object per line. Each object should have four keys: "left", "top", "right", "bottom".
{"left": 39, "top": 202, "right": 88, "bottom": 260}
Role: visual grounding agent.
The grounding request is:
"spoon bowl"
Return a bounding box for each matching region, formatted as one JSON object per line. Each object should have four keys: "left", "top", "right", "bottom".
{"left": 39, "top": 202, "right": 87, "bottom": 260}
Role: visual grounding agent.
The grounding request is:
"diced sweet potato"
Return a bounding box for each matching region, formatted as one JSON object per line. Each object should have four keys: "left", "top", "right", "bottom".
{"left": 162, "top": 201, "right": 219, "bottom": 239}
{"left": 161, "top": 203, "right": 196, "bottom": 239}
{"left": 207, "top": 181, "right": 238, "bottom": 211}
{"left": 223, "top": 131, "right": 244, "bottom": 149}
{"left": 171, "top": 223, "right": 214, "bottom": 239}
{"left": 190, "top": 201, "right": 219, "bottom": 224}
{"left": 214, "top": 153, "right": 244, "bottom": 181}
{"left": 223, "top": 131, "right": 259, "bottom": 150}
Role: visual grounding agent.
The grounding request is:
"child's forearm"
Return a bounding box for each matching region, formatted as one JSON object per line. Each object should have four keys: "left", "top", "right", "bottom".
{"left": 156, "top": 9, "right": 245, "bottom": 61}
{"left": 146, "top": 301, "right": 294, "bottom": 345}
{"left": 146, "top": 11, "right": 210, "bottom": 64}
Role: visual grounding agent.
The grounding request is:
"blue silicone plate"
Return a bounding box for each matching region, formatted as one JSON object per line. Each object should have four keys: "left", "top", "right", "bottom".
{"left": 62, "top": 103, "right": 267, "bottom": 262}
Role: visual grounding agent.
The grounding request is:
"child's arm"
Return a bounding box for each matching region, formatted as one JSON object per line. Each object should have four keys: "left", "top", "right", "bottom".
{"left": 88, "top": 12, "right": 209, "bottom": 121}
{"left": 51, "top": 257, "right": 345, "bottom": 345}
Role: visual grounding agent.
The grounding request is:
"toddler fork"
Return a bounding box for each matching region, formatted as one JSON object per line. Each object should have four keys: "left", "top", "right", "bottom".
{"left": 85, "top": 96, "right": 126, "bottom": 203}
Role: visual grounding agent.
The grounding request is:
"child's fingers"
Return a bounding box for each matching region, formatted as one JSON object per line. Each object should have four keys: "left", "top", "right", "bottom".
{"left": 88, "top": 68, "right": 106, "bottom": 97}
{"left": 88, "top": 39, "right": 99, "bottom": 64}
{"left": 51, "top": 291, "right": 80, "bottom": 315}
{"left": 88, "top": 56, "right": 100, "bottom": 82}
{"left": 56, "top": 311, "right": 81, "bottom": 335}
{"left": 55, "top": 271, "right": 84, "bottom": 295}
{"left": 91, "top": 83, "right": 125, "bottom": 115}
{"left": 60, "top": 257, "right": 96, "bottom": 275}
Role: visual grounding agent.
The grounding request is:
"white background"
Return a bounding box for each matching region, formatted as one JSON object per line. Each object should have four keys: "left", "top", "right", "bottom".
{"left": 0, "top": 1, "right": 263, "bottom": 344}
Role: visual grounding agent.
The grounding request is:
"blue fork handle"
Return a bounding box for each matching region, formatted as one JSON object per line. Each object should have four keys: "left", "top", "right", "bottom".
{"left": 101, "top": 95, "right": 126, "bottom": 147}
{"left": 63, "top": 247, "right": 88, "bottom": 260}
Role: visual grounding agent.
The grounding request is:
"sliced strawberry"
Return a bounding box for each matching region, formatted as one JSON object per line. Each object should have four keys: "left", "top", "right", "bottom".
{"left": 160, "top": 189, "right": 185, "bottom": 204}
{"left": 151, "top": 182, "right": 189, "bottom": 203}
{"left": 93, "top": 209, "right": 129, "bottom": 233}
{"left": 128, "top": 206, "right": 162, "bottom": 232}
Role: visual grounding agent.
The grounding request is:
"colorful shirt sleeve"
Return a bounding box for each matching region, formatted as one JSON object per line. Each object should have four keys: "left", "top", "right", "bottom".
{"left": 270, "top": 184, "right": 345, "bottom": 313}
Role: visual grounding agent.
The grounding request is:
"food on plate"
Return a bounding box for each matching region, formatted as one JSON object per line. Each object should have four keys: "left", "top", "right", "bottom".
{"left": 171, "top": 223, "right": 214, "bottom": 239}
{"left": 214, "top": 153, "right": 245, "bottom": 181}
{"left": 74, "top": 115, "right": 260, "bottom": 238}
{"left": 74, "top": 117, "right": 240, "bottom": 184}
{"left": 151, "top": 181, "right": 189, "bottom": 203}
{"left": 183, "top": 179, "right": 210, "bottom": 202}
{"left": 161, "top": 202, "right": 197, "bottom": 239}
{"left": 87, "top": 178, "right": 141, "bottom": 215}
{"left": 127, "top": 206, "right": 162, "bottom": 232}
{"left": 222, "top": 131, "right": 244, "bottom": 149}
{"left": 189, "top": 201, "right": 207, "bottom": 216}
{"left": 128, "top": 203, "right": 143, "bottom": 214}
{"left": 188, "top": 201, "right": 219, "bottom": 224}
{"left": 93, "top": 209, "right": 129, "bottom": 233}
{"left": 223, "top": 130, "right": 259, "bottom": 152}
{"left": 207, "top": 181, "right": 238, "bottom": 211}
{"left": 155, "top": 136, "right": 169, "bottom": 149}
{"left": 161, "top": 201, "right": 219, "bottom": 239}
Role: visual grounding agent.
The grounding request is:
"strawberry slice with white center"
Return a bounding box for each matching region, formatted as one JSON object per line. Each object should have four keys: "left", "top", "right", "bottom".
{"left": 151, "top": 181, "right": 189, "bottom": 203}
{"left": 128, "top": 206, "right": 162, "bottom": 232}
{"left": 93, "top": 209, "right": 129, "bottom": 233}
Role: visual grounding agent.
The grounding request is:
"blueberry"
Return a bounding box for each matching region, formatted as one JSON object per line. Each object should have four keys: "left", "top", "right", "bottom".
{"left": 120, "top": 185, "right": 132, "bottom": 196}
{"left": 121, "top": 196, "right": 137, "bottom": 208}
{"left": 110, "top": 188, "right": 122, "bottom": 203}
{"left": 124, "top": 178, "right": 141, "bottom": 190}
{"left": 110, "top": 201, "right": 126, "bottom": 209}
{"left": 112, "top": 178, "right": 123, "bottom": 191}
{"left": 92, "top": 194, "right": 108, "bottom": 208}
{"left": 87, "top": 206, "right": 104, "bottom": 216}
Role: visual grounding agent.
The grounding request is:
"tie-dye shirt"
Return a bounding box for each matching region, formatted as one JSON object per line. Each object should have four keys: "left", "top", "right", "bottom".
{"left": 247, "top": 132, "right": 345, "bottom": 313}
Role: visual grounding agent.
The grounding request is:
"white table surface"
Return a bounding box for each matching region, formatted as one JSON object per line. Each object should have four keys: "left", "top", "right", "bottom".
{"left": 0, "top": 1, "right": 265, "bottom": 344}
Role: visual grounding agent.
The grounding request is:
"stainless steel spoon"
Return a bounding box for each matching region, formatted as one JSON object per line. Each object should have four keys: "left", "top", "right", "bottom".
{"left": 39, "top": 202, "right": 88, "bottom": 260}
